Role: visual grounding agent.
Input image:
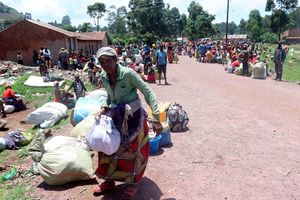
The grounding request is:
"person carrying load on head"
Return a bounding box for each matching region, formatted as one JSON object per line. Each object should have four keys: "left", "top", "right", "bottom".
{"left": 93, "top": 47, "right": 163, "bottom": 199}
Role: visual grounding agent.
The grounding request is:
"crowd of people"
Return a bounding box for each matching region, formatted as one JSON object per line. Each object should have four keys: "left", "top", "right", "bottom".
{"left": 6, "top": 39, "right": 289, "bottom": 200}
{"left": 182, "top": 40, "right": 288, "bottom": 81}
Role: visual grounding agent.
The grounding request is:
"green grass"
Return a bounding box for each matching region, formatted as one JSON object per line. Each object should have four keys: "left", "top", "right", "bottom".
{"left": 0, "top": 150, "right": 9, "bottom": 163}
{"left": 0, "top": 184, "right": 34, "bottom": 200}
{"left": 0, "top": 72, "right": 54, "bottom": 108}
{"left": 260, "top": 44, "right": 300, "bottom": 82}
{"left": 0, "top": 73, "right": 93, "bottom": 200}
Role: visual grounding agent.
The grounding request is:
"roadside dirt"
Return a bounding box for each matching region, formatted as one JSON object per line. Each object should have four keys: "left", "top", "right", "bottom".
{"left": 5, "top": 55, "right": 300, "bottom": 200}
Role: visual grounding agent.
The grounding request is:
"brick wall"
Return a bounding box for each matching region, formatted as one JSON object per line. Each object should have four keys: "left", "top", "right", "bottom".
{"left": 77, "top": 40, "right": 103, "bottom": 56}
{"left": 0, "top": 20, "right": 67, "bottom": 65}
{"left": 288, "top": 28, "right": 300, "bottom": 37}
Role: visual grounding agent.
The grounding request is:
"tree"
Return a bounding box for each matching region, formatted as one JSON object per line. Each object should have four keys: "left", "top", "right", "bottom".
{"left": 62, "top": 15, "right": 71, "bottom": 26}
{"left": 165, "top": 7, "right": 181, "bottom": 37}
{"left": 127, "top": 0, "right": 168, "bottom": 39}
{"left": 178, "top": 14, "right": 187, "bottom": 36}
{"left": 87, "top": 2, "right": 106, "bottom": 31}
{"left": 185, "top": 1, "right": 215, "bottom": 40}
{"left": 270, "top": 9, "right": 289, "bottom": 37}
{"left": 238, "top": 19, "right": 247, "bottom": 34}
{"left": 265, "top": 0, "right": 298, "bottom": 40}
{"left": 289, "top": 7, "right": 300, "bottom": 28}
{"left": 246, "top": 10, "right": 263, "bottom": 41}
{"left": 106, "top": 5, "right": 128, "bottom": 35}
{"left": 107, "top": 5, "right": 117, "bottom": 30}
{"left": 261, "top": 15, "right": 272, "bottom": 32}
{"left": 78, "top": 22, "right": 93, "bottom": 32}
{"left": 215, "top": 21, "right": 237, "bottom": 35}
{"left": 24, "top": 12, "right": 32, "bottom": 19}
{"left": 61, "top": 24, "right": 77, "bottom": 32}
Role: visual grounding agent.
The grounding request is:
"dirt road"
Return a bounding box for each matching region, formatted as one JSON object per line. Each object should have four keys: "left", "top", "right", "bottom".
{"left": 34, "top": 56, "right": 300, "bottom": 200}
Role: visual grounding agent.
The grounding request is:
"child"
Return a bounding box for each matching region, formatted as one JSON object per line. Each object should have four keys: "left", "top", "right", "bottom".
{"left": 174, "top": 52, "right": 179, "bottom": 64}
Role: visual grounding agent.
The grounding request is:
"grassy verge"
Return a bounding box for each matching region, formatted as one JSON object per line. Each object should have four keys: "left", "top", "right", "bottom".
{"left": 0, "top": 72, "right": 96, "bottom": 199}
{"left": 0, "top": 72, "right": 54, "bottom": 108}
{"left": 260, "top": 44, "right": 300, "bottom": 82}
{"left": 0, "top": 184, "right": 34, "bottom": 200}
{"left": 0, "top": 150, "right": 9, "bottom": 163}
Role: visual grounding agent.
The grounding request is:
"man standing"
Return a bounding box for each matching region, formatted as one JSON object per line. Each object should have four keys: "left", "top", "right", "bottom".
{"left": 58, "top": 48, "right": 69, "bottom": 70}
{"left": 239, "top": 45, "right": 249, "bottom": 76}
{"left": 274, "top": 43, "right": 286, "bottom": 81}
{"left": 156, "top": 45, "right": 169, "bottom": 85}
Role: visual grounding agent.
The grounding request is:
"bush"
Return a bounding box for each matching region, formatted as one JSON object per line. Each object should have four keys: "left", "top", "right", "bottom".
{"left": 261, "top": 32, "right": 278, "bottom": 44}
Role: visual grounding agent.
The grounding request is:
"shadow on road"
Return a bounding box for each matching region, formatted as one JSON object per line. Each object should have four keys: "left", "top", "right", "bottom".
{"left": 150, "top": 148, "right": 165, "bottom": 157}
{"left": 100, "top": 177, "right": 169, "bottom": 200}
{"left": 37, "top": 179, "right": 98, "bottom": 191}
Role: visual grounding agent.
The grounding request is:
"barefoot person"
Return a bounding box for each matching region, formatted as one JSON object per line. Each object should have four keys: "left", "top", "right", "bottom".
{"left": 94, "top": 47, "right": 162, "bottom": 199}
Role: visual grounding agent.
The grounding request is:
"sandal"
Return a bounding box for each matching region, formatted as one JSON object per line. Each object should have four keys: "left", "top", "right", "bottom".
{"left": 122, "top": 185, "right": 138, "bottom": 200}
{"left": 93, "top": 180, "right": 116, "bottom": 194}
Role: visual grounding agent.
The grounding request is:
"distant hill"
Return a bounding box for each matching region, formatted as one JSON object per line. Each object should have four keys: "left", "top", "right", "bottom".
{"left": 0, "top": 2, "right": 23, "bottom": 22}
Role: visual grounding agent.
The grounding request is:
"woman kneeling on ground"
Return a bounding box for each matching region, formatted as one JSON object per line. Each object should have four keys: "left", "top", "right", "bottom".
{"left": 94, "top": 47, "right": 162, "bottom": 199}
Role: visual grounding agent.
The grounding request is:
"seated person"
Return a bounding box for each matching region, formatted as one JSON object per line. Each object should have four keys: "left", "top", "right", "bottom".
{"left": 67, "top": 74, "right": 87, "bottom": 100}
{"left": 3, "top": 85, "right": 26, "bottom": 111}
{"left": 54, "top": 82, "right": 76, "bottom": 109}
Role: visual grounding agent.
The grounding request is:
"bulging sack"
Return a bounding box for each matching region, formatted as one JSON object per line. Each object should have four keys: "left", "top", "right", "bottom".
{"left": 38, "top": 146, "right": 94, "bottom": 186}
{"left": 86, "top": 115, "right": 121, "bottom": 155}
{"left": 167, "top": 103, "right": 189, "bottom": 132}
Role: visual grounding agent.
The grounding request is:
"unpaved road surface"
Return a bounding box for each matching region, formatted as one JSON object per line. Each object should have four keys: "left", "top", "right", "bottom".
{"left": 33, "top": 56, "right": 300, "bottom": 200}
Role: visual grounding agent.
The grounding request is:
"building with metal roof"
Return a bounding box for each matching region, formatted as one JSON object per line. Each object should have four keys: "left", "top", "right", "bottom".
{"left": 0, "top": 19, "right": 108, "bottom": 65}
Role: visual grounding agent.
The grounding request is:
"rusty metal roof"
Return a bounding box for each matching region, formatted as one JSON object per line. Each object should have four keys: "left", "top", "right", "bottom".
{"left": 23, "top": 19, "right": 106, "bottom": 41}
{"left": 223, "top": 34, "right": 248, "bottom": 40}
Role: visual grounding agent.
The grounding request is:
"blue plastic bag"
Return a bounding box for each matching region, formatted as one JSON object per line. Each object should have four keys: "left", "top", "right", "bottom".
{"left": 73, "top": 96, "right": 107, "bottom": 124}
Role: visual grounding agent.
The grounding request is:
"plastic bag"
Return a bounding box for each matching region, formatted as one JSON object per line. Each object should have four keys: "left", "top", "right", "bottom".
{"left": 70, "top": 113, "right": 96, "bottom": 139}
{"left": 73, "top": 96, "right": 106, "bottom": 124}
{"left": 4, "top": 105, "right": 15, "bottom": 114}
{"left": 86, "top": 115, "right": 121, "bottom": 155}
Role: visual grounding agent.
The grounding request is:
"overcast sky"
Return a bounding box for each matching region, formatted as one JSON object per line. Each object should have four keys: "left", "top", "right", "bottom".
{"left": 1, "top": 0, "right": 286, "bottom": 26}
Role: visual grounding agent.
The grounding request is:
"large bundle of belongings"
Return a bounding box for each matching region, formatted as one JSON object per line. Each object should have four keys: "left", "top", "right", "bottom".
{"left": 0, "top": 130, "right": 33, "bottom": 150}
{"left": 167, "top": 103, "right": 189, "bottom": 132}
{"left": 148, "top": 102, "right": 189, "bottom": 154}
{"left": 252, "top": 62, "right": 267, "bottom": 79}
{"left": 27, "top": 131, "right": 94, "bottom": 186}
{"left": 27, "top": 102, "right": 68, "bottom": 128}
{"left": 73, "top": 89, "right": 107, "bottom": 124}
{"left": 70, "top": 89, "right": 108, "bottom": 138}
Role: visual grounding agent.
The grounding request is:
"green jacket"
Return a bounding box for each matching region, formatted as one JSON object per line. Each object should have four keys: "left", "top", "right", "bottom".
{"left": 100, "top": 64, "right": 160, "bottom": 121}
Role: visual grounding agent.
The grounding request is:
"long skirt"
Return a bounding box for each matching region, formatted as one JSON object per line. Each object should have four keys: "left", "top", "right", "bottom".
{"left": 96, "top": 120, "right": 149, "bottom": 184}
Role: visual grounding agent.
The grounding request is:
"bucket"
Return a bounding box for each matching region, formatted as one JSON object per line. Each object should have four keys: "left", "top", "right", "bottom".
{"left": 149, "top": 135, "right": 161, "bottom": 155}
{"left": 159, "top": 132, "right": 172, "bottom": 147}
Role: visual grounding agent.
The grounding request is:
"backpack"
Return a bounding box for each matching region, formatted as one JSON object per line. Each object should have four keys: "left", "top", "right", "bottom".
{"left": 167, "top": 103, "right": 189, "bottom": 132}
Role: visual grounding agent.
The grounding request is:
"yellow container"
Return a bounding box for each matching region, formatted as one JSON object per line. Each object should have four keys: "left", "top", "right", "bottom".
{"left": 149, "top": 102, "right": 171, "bottom": 122}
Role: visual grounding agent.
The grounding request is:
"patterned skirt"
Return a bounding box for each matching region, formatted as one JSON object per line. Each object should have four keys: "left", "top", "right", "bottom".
{"left": 95, "top": 120, "right": 149, "bottom": 183}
